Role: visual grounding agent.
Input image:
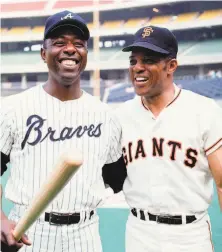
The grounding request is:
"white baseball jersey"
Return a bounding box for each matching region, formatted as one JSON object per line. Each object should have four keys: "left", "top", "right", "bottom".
{"left": 116, "top": 85, "right": 222, "bottom": 215}
{"left": 0, "top": 84, "right": 123, "bottom": 213}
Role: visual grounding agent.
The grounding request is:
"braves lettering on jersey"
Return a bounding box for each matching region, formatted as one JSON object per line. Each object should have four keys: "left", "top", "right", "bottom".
{"left": 116, "top": 85, "right": 222, "bottom": 215}
{"left": 0, "top": 84, "right": 124, "bottom": 213}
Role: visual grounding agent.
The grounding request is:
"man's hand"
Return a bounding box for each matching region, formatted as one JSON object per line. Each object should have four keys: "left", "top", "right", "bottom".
{"left": 1, "top": 215, "right": 31, "bottom": 252}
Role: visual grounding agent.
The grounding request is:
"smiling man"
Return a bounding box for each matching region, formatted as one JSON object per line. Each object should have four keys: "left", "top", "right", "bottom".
{"left": 0, "top": 10, "right": 127, "bottom": 252}
{"left": 116, "top": 26, "right": 222, "bottom": 252}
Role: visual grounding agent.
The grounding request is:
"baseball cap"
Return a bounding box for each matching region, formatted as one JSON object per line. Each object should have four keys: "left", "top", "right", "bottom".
{"left": 44, "top": 10, "right": 90, "bottom": 40}
{"left": 122, "top": 26, "right": 178, "bottom": 58}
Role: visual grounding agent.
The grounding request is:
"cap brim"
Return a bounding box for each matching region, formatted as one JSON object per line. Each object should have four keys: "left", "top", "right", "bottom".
{"left": 122, "top": 41, "right": 169, "bottom": 54}
{"left": 45, "top": 19, "right": 90, "bottom": 40}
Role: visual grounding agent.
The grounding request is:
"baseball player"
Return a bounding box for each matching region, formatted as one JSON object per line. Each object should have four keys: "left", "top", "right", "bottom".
{"left": 116, "top": 26, "right": 222, "bottom": 252}
{"left": 0, "top": 10, "right": 127, "bottom": 252}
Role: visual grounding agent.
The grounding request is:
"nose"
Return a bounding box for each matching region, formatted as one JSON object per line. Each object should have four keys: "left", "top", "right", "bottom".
{"left": 133, "top": 62, "right": 146, "bottom": 74}
{"left": 63, "top": 42, "right": 76, "bottom": 55}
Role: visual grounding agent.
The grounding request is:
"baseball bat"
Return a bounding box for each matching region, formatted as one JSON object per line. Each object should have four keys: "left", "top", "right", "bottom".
{"left": 12, "top": 149, "right": 83, "bottom": 242}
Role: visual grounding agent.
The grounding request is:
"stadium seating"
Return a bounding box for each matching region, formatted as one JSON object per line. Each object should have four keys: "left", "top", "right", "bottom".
{"left": 104, "top": 78, "right": 222, "bottom": 103}
{"left": 2, "top": 39, "right": 221, "bottom": 66}
{"left": 145, "top": 15, "right": 172, "bottom": 25}
{"left": 2, "top": 9, "right": 221, "bottom": 38}
{"left": 123, "top": 18, "right": 148, "bottom": 28}
{"left": 0, "top": 28, "right": 8, "bottom": 34}
{"left": 101, "top": 20, "right": 124, "bottom": 30}
{"left": 198, "top": 9, "right": 222, "bottom": 20}
{"left": 184, "top": 39, "right": 222, "bottom": 56}
{"left": 1, "top": 52, "right": 42, "bottom": 65}
{"left": 7, "top": 27, "right": 31, "bottom": 36}
{"left": 172, "top": 12, "right": 199, "bottom": 23}
{"left": 177, "top": 42, "right": 196, "bottom": 54}
{"left": 32, "top": 26, "right": 45, "bottom": 34}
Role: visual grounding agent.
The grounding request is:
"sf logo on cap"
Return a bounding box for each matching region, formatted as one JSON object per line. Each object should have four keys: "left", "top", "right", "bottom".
{"left": 61, "top": 13, "right": 73, "bottom": 20}
{"left": 142, "top": 27, "right": 154, "bottom": 38}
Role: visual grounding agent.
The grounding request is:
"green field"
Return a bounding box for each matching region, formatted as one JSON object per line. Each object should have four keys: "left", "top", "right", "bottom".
{"left": 1, "top": 168, "right": 222, "bottom": 252}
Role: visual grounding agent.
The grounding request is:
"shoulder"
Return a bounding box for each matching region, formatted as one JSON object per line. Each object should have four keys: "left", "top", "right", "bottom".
{"left": 1, "top": 86, "right": 39, "bottom": 108}
{"left": 83, "top": 91, "right": 114, "bottom": 113}
{"left": 115, "top": 96, "right": 138, "bottom": 116}
{"left": 180, "top": 88, "right": 218, "bottom": 110}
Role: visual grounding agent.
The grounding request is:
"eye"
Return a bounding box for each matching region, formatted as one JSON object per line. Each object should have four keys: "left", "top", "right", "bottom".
{"left": 53, "top": 41, "right": 65, "bottom": 47}
{"left": 143, "top": 58, "right": 156, "bottom": 64}
{"left": 129, "top": 59, "right": 136, "bottom": 66}
{"left": 74, "top": 42, "right": 85, "bottom": 48}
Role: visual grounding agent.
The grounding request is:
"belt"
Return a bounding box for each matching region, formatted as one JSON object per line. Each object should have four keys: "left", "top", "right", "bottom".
{"left": 131, "top": 208, "right": 196, "bottom": 225}
{"left": 45, "top": 210, "right": 94, "bottom": 225}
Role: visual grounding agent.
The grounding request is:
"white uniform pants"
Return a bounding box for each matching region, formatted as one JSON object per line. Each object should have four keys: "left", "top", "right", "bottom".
{"left": 8, "top": 204, "right": 103, "bottom": 252}
{"left": 126, "top": 211, "right": 214, "bottom": 252}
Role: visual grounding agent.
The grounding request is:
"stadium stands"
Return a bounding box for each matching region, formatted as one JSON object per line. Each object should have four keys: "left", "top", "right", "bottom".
{"left": 1, "top": 10, "right": 222, "bottom": 39}
{"left": 172, "top": 12, "right": 199, "bottom": 23}
{"left": 1, "top": 52, "right": 42, "bottom": 65}
{"left": 146, "top": 15, "right": 172, "bottom": 25}
{"left": 102, "top": 20, "right": 124, "bottom": 30}
{"left": 1, "top": 39, "right": 221, "bottom": 66}
{"left": 103, "top": 78, "right": 222, "bottom": 104}
{"left": 7, "top": 27, "right": 31, "bottom": 36}
{"left": 123, "top": 18, "right": 148, "bottom": 28}
{"left": 32, "top": 26, "right": 45, "bottom": 34}
{"left": 198, "top": 9, "right": 222, "bottom": 20}
{"left": 185, "top": 39, "right": 222, "bottom": 56}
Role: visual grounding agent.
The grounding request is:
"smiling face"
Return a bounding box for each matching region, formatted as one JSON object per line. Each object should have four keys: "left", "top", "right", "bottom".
{"left": 41, "top": 26, "right": 88, "bottom": 87}
{"left": 129, "top": 48, "right": 177, "bottom": 98}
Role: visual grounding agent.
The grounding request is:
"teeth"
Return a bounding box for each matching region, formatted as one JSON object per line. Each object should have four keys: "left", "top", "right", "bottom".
{"left": 61, "top": 60, "right": 76, "bottom": 66}
{"left": 136, "top": 77, "right": 148, "bottom": 81}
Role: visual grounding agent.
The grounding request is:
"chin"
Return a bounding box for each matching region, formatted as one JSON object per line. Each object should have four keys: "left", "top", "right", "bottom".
{"left": 134, "top": 87, "right": 149, "bottom": 97}
{"left": 61, "top": 75, "right": 78, "bottom": 85}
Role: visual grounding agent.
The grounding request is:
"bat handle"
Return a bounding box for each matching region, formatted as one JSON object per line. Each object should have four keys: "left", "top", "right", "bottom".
{"left": 12, "top": 224, "right": 23, "bottom": 242}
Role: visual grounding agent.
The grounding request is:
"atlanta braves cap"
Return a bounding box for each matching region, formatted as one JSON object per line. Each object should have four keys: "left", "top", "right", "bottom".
{"left": 122, "top": 26, "right": 178, "bottom": 58}
{"left": 44, "top": 10, "right": 90, "bottom": 40}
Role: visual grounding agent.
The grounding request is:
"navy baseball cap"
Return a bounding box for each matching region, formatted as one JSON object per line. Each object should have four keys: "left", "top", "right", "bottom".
{"left": 44, "top": 10, "right": 90, "bottom": 40}
{"left": 122, "top": 26, "right": 178, "bottom": 58}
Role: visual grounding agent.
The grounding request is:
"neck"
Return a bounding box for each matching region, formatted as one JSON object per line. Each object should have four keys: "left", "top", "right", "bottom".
{"left": 142, "top": 83, "right": 175, "bottom": 117}
{"left": 44, "top": 77, "right": 82, "bottom": 101}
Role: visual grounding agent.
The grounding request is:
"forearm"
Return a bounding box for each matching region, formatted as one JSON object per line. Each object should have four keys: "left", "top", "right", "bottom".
{"left": 0, "top": 185, "right": 7, "bottom": 220}
{"left": 217, "top": 187, "right": 222, "bottom": 211}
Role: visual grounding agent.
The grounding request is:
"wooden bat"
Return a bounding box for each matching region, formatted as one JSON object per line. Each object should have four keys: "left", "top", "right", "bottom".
{"left": 12, "top": 149, "right": 83, "bottom": 242}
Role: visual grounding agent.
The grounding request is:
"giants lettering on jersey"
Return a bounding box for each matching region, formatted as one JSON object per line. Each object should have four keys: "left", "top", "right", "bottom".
{"left": 123, "top": 138, "right": 198, "bottom": 168}
{"left": 21, "top": 115, "right": 102, "bottom": 149}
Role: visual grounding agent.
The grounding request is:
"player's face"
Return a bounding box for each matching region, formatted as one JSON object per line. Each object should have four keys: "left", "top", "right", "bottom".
{"left": 41, "top": 27, "right": 88, "bottom": 87}
{"left": 129, "top": 49, "right": 175, "bottom": 97}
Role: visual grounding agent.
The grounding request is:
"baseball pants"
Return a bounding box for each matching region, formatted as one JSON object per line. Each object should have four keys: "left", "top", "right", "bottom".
{"left": 126, "top": 211, "right": 214, "bottom": 252}
{"left": 8, "top": 204, "right": 103, "bottom": 252}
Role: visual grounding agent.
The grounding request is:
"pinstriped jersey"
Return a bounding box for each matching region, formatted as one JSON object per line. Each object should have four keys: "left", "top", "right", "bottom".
{"left": 0, "top": 84, "right": 122, "bottom": 212}
{"left": 116, "top": 85, "right": 222, "bottom": 215}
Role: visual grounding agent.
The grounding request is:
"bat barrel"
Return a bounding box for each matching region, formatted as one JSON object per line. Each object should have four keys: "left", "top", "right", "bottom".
{"left": 12, "top": 150, "right": 83, "bottom": 241}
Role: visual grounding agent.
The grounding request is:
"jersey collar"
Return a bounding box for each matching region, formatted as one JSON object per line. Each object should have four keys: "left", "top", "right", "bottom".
{"left": 141, "top": 83, "right": 182, "bottom": 111}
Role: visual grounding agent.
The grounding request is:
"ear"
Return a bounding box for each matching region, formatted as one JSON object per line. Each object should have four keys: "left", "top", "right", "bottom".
{"left": 167, "top": 58, "right": 178, "bottom": 74}
{"left": 41, "top": 47, "right": 46, "bottom": 63}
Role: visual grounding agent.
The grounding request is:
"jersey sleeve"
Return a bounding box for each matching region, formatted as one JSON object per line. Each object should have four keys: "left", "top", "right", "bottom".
{"left": 102, "top": 112, "right": 127, "bottom": 193}
{"left": 203, "top": 100, "right": 222, "bottom": 155}
{"left": 105, "top": 113, "right": 123, "bottom": 164}
{"left": 0, "top": 98, "right": 15, "bottom": 156}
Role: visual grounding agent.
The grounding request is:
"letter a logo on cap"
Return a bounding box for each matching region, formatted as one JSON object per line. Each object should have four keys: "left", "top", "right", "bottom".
{"left": 61, "top": 13, "right": 73, "bottom": 20}
{"left": 142, "top": 27, "right": 154, "bottom": 38}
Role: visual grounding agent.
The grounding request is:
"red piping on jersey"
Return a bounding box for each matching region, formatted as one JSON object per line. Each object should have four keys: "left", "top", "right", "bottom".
{"left": 166, "top": 89, "right": 182, "bottom": 107}
{"left": 141, "top": 88, "right": 182, "bottom": 111}
{"left": 205, "top": 138, "right": 222, "bottom": 153}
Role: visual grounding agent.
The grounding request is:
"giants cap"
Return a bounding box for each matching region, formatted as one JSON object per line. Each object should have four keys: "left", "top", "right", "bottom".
{"left": 122, "top": 26, "right": 178, "bottom": 58}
